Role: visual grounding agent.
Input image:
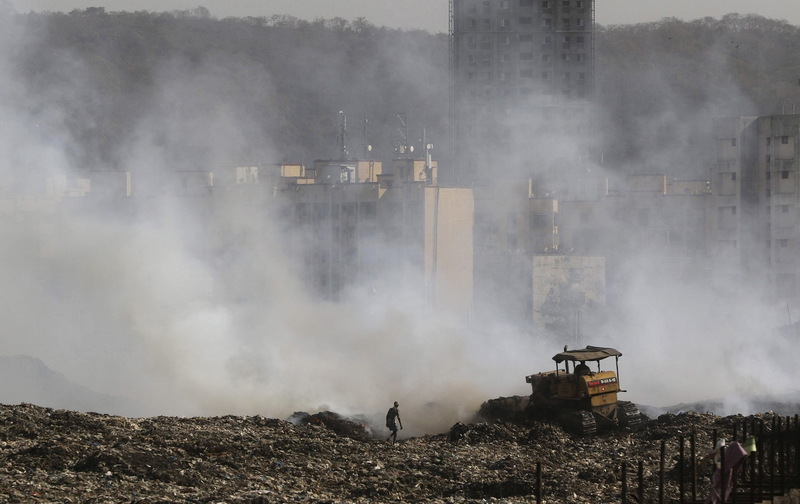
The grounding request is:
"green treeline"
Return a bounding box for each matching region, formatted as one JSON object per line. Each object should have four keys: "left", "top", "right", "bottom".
{"left": 2, "top": 7, "right": 799, "bottom": 176}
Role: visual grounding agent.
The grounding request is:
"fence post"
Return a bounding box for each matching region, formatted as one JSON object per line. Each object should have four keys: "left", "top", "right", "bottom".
{"left": 660, "top": 439, "right": 666, "bottom": 504}
{"left": 621, "top": 461, "right": 627, "bottom": 504}
{"left": 771, "top": 416, "right": 777, "bottom": 499}
{"left": 691, "top": 432, "right": 697, "bottom": 502}
{"left": 795, "top": 415, "right": 800, "bottom": 488}
{"left": 720, "top": 444, "right": 727, "bottom": 503}
{"left": 638, "top": 460, "right": 644, "bottom": 504}
{"left": 759, "top": 418, "right": 766, "bottom": 502}
{"left": 749, "top": 417, "right": 756, "bottom": 503}
{"left": 679, "top": 436, "right": 685, "bottom": 504}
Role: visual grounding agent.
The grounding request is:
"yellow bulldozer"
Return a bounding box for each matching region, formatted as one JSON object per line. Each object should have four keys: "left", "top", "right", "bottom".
{"left": 525, "top": 345, "right": 641, "bottom": 435}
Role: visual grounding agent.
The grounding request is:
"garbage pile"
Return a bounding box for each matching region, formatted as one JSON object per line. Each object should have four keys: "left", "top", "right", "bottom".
{"left": 0, "top": 401, "right": 772, "bottom": 503}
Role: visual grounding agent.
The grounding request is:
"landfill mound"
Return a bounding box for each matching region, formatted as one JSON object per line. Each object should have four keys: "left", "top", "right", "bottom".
{"left": 0, "top": 402, "right": 776, "bottom": 503}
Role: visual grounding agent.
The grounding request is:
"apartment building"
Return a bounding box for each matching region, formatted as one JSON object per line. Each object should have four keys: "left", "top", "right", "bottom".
{"left": 713, "top": 114, "right": 800, "bottom": 299}
{"left": 450, "top": 0, "right": 596, "bottom": 185}
{"left": 473, "top": 171, "right": 711, "bottom": 332}
{"left": 224, "top": 158, "right": 475, "bottom": 319}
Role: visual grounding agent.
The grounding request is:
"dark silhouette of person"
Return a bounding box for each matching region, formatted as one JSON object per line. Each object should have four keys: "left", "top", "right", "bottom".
{"left": 575, "top": 361, "right": 590, "bottom": 378}
{"left": 385, "top": 401, "right": 402, "bottom": 444}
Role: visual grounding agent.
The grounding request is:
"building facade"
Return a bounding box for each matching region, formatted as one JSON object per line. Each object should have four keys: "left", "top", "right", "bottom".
{"left": 450, "top": 0, "right": 596, "bottom": 185}
{"left": 712, "top": 114, "right": 800, "bottom": 299}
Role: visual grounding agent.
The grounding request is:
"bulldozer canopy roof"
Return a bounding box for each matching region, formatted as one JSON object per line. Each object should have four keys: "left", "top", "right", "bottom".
{"left": 552, "top": 346, "right": 622, "bottom": 363}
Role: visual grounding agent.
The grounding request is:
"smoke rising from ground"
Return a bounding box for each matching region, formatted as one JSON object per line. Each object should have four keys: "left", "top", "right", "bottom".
{"left": 0, "top": 13, "right": 536, "bottom": 436}
{"left": 1, "top": 11, "right": 797, "bottom": 437}
{"left": 472, "top": 20, "right": 799, "bottom": 418}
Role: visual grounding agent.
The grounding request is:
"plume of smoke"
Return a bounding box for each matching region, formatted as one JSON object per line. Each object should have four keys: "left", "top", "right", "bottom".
{"left": 0, "top": 17, "right": 539, "bottom": 437}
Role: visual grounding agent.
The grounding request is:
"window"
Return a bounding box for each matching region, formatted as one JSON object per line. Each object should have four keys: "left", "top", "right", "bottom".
{"left": 500, "top": 53, "right": 511, "bottom": 63}
{"left": 501, "top": 35, "right": 511, "bottom": 45}
{"left": 782, "top": 136, "right": 790, "bottom": 144}
{"left": 520, "top": 52, "right": 533, "bottom": 60}
{"left": 731, "top": 138, "right": 737, "bottom": 147}
{"left": 562, "top": 19, "right": 570, "bottom": 30}
{"left": 777, "top": 273, "right": 796, "bottom": 297}
{"left": 577, "top": 18, "right": 585, "bottom": 27}
{"left": 576, "top": 0, "right": 584, "bottom": 7}
{"left": 766, "top": 171, "right": 771, "bottom": 180}
{"left": 500, "top": 0, "right": 510, "bottom": 8}
{"left": 520, "top": 69, "right": 533, "bottom": 77}
{"left": 638, "top": 209, "right": 650, "bottom": 226}
{"left": 731, "top": 172, "right": 736, "bottom": 181}
{"left": 782, "top": 171, "right": 790, "bottom": 179}
{"left": 507, "top": 212, "right": 517, "bottom": 229}
{"left": 542, "top": 1, "right": 550, "bottom": 7}
{"left": 519, "top": 16, "right": 533, "bottom": 24}
{"left": 500, "top": 18, "right": 510, "bottom": 28}
{"left": 542, "top": 18, "right": 552, "bottom": 27}
{"left": 779, "top": 239, "right": 789, "bottom": 247}
{"left": 767, "top": 154, "right": 772, "bottom": 162}
{"left": 576, "top": 53, "right": 586, "bottom": 63}
{"left": 782, "top": 205, "right": 791, "bottom": 213}
{"left": 767, "top": 137, "right": 772, "bottom": 146}
{"left": 541, "top": 71, "right": 549, "bottom": 80}
{"left": 561, "top": 1, "right": 569, "bottom": 6}
{"left": 561, "top": 53, "right": 570, "bottom": 61}
{"left": 520, "top": 34, "right": 533, "bottom": 41}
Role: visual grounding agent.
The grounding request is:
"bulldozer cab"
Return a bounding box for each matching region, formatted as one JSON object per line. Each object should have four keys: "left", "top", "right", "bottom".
{"left": 525, "top": 345, "right": 640, "bottom": 435}
{"left": 529, "top": 346, "right": 622, "bottom": 399}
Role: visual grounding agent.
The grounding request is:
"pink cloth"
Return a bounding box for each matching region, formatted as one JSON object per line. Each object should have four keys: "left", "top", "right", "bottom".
{"left": 705, "top": 441, "right": 748, "bottom": 504}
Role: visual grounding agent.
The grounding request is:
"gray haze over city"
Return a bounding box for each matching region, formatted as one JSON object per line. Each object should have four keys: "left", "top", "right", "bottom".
{"left": 0, "top": 0, "right": 798, "bottom": 434}
{"left": 11, "top": 0, "right": 800, "bottom": 32}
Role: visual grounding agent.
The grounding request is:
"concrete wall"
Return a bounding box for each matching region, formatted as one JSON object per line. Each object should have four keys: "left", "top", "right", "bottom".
{"left": 425, "top": 187, "right": 474, "bottom": 319}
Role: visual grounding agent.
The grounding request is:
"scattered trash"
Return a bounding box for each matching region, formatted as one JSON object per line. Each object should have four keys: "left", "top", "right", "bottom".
{"left": 0, "top": 402, "right": 781, "bottom": 502}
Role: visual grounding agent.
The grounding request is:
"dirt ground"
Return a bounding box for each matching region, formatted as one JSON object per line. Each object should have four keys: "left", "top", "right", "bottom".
{"left": 0, "top": 401, "right": 776, "bottom": 503}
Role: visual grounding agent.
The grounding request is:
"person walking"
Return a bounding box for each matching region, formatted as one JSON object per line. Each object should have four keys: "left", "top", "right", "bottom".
{"left": 385, "top": 401, "right": 402, "bottom": 444}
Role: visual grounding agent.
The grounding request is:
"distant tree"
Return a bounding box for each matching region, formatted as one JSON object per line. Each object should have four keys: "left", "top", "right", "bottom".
{"left": 7, "top": 10, "right": 798, "bottom": 175}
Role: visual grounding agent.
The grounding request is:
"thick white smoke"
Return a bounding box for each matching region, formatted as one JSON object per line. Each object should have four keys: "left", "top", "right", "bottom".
{"left": 2, "top": 9, "right": 796, "bottom": 439}
{"left": 0, "top": 12, "right": 539, "bottom": 437}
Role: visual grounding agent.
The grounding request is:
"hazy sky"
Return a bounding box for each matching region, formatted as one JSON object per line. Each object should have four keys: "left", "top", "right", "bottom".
{"left": 12, "top": 0, "right": 800, "bottom": 33}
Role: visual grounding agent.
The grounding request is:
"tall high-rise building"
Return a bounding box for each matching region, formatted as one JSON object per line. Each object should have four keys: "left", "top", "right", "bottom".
{"left": 449, "top": 0, "right": 596, "bottom": 185}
